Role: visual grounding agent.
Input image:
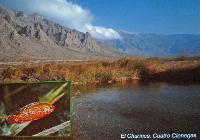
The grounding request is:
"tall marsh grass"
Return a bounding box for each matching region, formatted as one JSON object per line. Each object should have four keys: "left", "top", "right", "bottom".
{"left": 1, "top": 56, "right": 200, "bottom": 84}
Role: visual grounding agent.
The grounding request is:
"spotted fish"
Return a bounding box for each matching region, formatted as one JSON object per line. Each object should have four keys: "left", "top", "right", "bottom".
{"left": 7, "top": 102, "right": 56, "bottom": 124}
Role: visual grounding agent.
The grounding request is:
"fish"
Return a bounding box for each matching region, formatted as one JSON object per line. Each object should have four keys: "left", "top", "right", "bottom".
{"left": 7, "top": 102, "right": 56, "bottom": 124}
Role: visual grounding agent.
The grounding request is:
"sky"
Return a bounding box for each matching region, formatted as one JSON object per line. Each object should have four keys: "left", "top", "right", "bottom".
{"left": 0, "top": 0, "right": 200, "bottom": 39}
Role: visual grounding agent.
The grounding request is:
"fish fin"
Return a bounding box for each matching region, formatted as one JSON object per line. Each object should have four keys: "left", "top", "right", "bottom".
{"left": 7, "top": 115, "right": 18, "bottom": 124}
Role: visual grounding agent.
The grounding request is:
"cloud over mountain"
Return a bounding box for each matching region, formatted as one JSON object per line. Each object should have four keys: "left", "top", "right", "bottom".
{"left": 1, "top": 0, "right": 120, "bottom": 40}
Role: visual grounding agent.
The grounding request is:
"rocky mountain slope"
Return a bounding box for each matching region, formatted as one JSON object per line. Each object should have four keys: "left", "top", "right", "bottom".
{"left": 102, "top": 31, "right": 200, "bottom": 57}
{"left": 0, "top": 7, "right": 120, "bottom": 61}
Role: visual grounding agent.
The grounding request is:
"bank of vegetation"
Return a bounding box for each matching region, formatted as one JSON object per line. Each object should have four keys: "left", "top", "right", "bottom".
{"left": 0, "top": 57, "right": 200, "bottom": 84}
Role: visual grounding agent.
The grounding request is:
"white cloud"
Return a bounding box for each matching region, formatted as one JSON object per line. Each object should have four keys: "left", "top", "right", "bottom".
{"left": 85, "top": 24, "right": 121, "bottom": 40}
{"left": 9, "top": 0, "right": 120, "bottom": 40}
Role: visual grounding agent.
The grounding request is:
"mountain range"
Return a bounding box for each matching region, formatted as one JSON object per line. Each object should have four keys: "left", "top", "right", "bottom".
{"left": 0, "top": 7, "right": 120, "bottom": 61}
{"left": 0, "top": 7, "right": 200, "bottom": 61}
{"left": 102, "top": 31, "right": 200, "bottom": 57}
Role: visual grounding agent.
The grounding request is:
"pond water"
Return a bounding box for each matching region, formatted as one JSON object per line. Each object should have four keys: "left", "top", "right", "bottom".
{"left": 72, "top": 81, "right": 200, "bottom": 140}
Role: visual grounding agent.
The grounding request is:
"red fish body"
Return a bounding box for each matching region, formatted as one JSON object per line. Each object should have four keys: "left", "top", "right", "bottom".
{"left": 7, "top": 102, "right": 55, "bottom": 124}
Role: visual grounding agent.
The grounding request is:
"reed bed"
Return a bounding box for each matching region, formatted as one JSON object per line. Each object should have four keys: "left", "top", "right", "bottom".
{"left": 1, "top": 57, "right": 200, "bottom": 84}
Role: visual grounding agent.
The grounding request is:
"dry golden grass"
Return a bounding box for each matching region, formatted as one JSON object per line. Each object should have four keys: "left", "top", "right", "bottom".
{"left": 0, "top": 56, "right": 200, "bottom": 84}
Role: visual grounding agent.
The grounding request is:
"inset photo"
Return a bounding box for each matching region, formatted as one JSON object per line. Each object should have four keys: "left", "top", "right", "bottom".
{"left": 0, "top": 81, "right": 72, "bottom": 137}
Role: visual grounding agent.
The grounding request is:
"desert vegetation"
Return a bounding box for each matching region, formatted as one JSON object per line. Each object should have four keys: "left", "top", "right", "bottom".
{"left": 0, "top": 57, "right": 200, "bottom": 84}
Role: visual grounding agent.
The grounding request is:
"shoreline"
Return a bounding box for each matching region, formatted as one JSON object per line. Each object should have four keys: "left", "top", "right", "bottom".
{"left": 0, "top": 57, "right": 200, "bottom": 84}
